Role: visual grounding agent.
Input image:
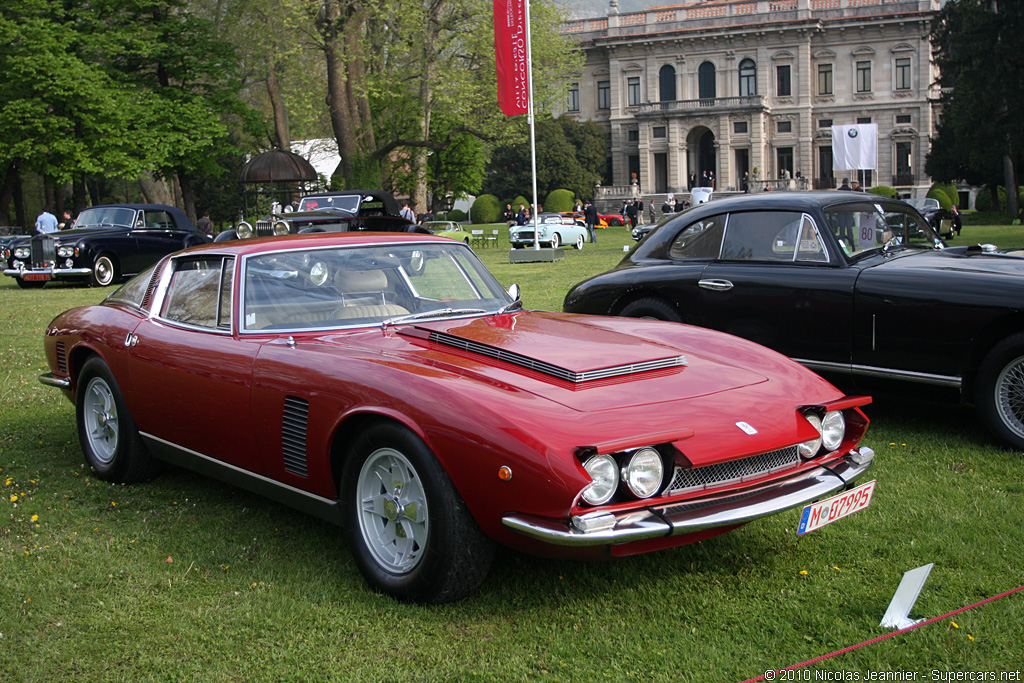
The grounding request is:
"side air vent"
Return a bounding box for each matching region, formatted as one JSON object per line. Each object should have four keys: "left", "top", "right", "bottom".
{"left": 282, "top": 396, "right": 310, "bottom": 477}
{"left": 55, "top": 342, "right": 68, "bottom": 374}
{"left": 427, "top": 330, "right": 686, "bottom": 383}
{"left": 140, "top": 259, "right": 165, "bottom": 310}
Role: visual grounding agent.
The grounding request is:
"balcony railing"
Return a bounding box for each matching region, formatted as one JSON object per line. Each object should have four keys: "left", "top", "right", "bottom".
{"left": 634, "top": 96, "right": 766, "bottom": 117}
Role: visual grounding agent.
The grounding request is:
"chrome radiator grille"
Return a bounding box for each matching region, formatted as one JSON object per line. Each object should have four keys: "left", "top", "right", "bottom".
{"left": 31, "top": 235, "right": 56, "bottom": 267}
{"left": 254, "top": 219, "right": 274, "bottom": 237}
{"left": 667, "top": 446, "right": 800, "bottom": 494}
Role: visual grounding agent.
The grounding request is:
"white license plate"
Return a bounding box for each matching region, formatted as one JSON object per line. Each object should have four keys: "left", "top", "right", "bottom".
{"left": 797, "top": 479, "right": 876, "bottom": 535}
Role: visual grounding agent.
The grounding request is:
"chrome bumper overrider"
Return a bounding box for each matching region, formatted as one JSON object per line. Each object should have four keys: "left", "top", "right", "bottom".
{"left": 39, "top": 373, "right": 72, "bottom": 389}
{"left": 501, "top": 447, "right": 875, "bottom": 546}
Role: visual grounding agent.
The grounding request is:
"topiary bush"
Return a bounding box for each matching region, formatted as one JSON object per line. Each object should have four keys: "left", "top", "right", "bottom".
{"left": 446, "top": 209, "right": 467, "bottom": 222}
{"left": 926, "top": 187, "right": 952, "bottom": 210}
{"left": 510, "top": 196, "right": 530, "bottom": 213}
{"left": 545, "top": 189, "right": 575, "bottom": 213}
{"left": 975, "top": 186, "right": 1006, "bottom": 213}
{"left": 470, "top": 194, "right": 501, "bottom": 224}
{"left": 867, "top": 185, "right": 899, "bottom": 199}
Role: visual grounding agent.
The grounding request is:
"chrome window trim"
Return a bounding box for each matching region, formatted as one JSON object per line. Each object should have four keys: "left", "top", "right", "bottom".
{"left": 795, "top": 358, "right": 962, "bottom": 389}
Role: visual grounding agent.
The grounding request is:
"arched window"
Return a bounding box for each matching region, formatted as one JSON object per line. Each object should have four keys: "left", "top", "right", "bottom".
{"left": 659, "top": 64, "right": 677, "bottom": 102}
{"left": 698, "top": 62, "right": 716, "bottom": 100}
{"left": 739, "top": 58, "right": 756, "bottom": 97}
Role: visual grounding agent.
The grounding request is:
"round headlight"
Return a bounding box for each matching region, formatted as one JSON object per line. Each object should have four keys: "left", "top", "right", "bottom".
{"left": 581, "top": 454, "right": 618, "bottom": 506}
{"left": 621, "top": 447, "right": 664, "bottom": 499}
{"left": 273, "top": 220, "right": 290, "bottom": 236}
{"left": 798, "top": 412, "right": 823, "bottom": 459}
{"left": 57, "top": 246, "right": 75, "bottom": 258}
{"left": 821, "top": 410, "right": 846, "bottom": 451}
{"left": 309, "top": 261, "right": 329, "bottom": 287}
{"left": 14, "top": 247, "right": 30, "bottom": 259}
{"left": 236, "top": 221, "right": 253, "bottom": 239}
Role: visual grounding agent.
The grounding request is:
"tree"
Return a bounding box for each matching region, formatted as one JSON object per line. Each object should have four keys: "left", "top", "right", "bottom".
{"left": 482, "top": 115, "right": 605, "bottom": 201}
{"left": 928, "top": 0, "right": 1023, "bottom": 217}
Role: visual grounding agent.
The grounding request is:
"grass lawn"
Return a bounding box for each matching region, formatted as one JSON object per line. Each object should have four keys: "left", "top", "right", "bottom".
{"left": 2, "top": 220, "right": 1022, "bottom": 682}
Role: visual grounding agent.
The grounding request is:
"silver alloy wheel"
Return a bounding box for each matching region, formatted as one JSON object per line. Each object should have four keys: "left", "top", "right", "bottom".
{"left": 83, "top": 376, "right": 119, "bottom": 465}
{"left": 94, "top": 256, "right": 115, "bottom": 286}
{"left": 356, "top": 447, "right": 430, "bottom": 574}
{"left": 994, "top": 354, "right": 1024, "bottom": 439}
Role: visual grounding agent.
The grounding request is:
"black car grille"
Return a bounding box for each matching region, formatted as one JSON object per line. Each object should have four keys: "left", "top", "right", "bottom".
{"left": 667, "top": 446, "right": 800, "bottom": 494}
{"left": 254, "top": 219, "right": 274, "bottom": 237}
{"left": 31, "top": 235, "right": 56, "bottom": 267}
{"left": 515, "top": 231, "right": 535, "bottom": 241}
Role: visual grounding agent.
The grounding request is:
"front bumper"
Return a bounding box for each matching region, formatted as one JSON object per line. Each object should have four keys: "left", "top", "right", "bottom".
{"left": 502, "top": 447, "right": 874, "bottom": 546}
{"left": 4, "top": 266, "right": 93, "bottom": 280}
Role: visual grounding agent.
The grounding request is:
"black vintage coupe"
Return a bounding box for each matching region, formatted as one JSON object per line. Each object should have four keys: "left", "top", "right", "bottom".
{"left": 564, "top": 191, "right": 1024, "bottom": 449}
{"left": 218, "top": 190, "right": 424, "bottom": 241}
{"left": 2, "top": 204, "right": 209, "bottom": 288}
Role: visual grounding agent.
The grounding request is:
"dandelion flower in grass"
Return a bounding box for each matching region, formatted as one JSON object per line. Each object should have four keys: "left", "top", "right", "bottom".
{"left": 9, "top": 495, "right": 17, "bottom": 502}
{"left": 799, "top": 570, "right": 808, "bottom": 575}
{"left": 951, "top": 621, "right": 959, "bottom": 629}
{"left": 31, "top": 515, "right": 38, "bottom": 522}
{"left": 967, "top": 634, "right": 975, "bottom": 642}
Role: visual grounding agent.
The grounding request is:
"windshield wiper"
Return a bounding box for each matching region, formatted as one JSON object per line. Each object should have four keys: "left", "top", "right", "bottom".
{"left": 496, "top": 299, "right": 523, "bottom": 315}
{"left": 381, "top": 307, "right": 487, "bottom": 330}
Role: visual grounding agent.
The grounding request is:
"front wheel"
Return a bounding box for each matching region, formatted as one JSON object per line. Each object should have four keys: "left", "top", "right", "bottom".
{"left": 89, "top": 254, "right": 117, "bottom": 287}
{"left": 574, "top": 234, "right": 584, "bottom": 250}
{"left": 340, "top": 422, "right": 494, "bottom": 603}
{"left": 76, "top": 356, "right": 158, "bottom": 482}
{"left": 550, "top": 233, "right": 561, "bottom": 249}
{"left": 619, "top": 297, "right": 683, "bottom": 323}
{"left": 976, "top": 333, "right": 1024, "bottom": 450}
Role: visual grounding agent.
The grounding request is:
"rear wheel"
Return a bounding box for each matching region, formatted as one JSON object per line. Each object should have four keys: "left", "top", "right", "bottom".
{"left": 89, "top": 254, "right": 117, "bottom": 287}
{"left": 76, "top": 356, "right": 158, "bottom": 482}
{"left": 609, "top": 218, "right": 622, "bottom": 226}
{"left": 340, "top": 422, "right": 494, "bottom": 603}
{"left": 619, "top": 297, "right": 682, "bottom": 323}
{"left": 976, "top": 333, "right": 1024, "bottom": 450}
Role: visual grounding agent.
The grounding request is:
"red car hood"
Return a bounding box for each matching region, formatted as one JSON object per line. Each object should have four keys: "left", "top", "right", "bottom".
{"left": 382, "top": 311, "right": 770, "bottom": 410}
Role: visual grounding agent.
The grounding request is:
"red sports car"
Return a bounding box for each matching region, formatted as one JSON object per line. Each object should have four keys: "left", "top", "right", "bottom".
{"left": 41, "top": 233, "right": 875, "bottom": 603}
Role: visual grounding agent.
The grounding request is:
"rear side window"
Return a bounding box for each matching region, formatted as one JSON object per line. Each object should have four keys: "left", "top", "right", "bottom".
{"left": 721, "top": 211, "right": 820, "bottom": 262}
{"left": 668, "top": 215, "right": 726, "bottom": 259}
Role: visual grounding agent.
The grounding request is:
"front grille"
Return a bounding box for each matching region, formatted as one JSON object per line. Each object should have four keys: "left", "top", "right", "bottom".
{"left": 31, "top": 235, "right": 56, "bottom": 267}
{"left": 281, "top": 396, "right": 310, "bottom": 477}
{"left": 428, "top": 330, "right": 686, "bottom": 383}
{"left": 667, "top": 445, "right": 800, "bottom": 494}
{"left": 515, "top": 232, "right": 535, "bottom": 241}
{"left": 255, "top": 219, "right": 274, "bottom": 237}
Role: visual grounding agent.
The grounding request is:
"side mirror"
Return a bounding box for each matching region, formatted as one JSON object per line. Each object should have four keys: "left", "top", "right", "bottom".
{"left": 507, "top": 283, "right": 521, "bottom": 303}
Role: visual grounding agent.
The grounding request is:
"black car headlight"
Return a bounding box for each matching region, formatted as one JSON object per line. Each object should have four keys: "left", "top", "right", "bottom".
{"left": 14, "top": 247, "right": 30, "bottom": 259}
{"left": 236, "top": 221, "right": 253, "bottom": 239}
{"left": 57, "top": 246, "right": 75, "bottom": 258}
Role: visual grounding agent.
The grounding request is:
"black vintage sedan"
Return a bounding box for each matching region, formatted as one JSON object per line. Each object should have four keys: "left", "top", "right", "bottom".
{"left": 2, "top": 204, "right": 209, "bottom": 288}
{"left": 218, "top": 190, "right": 423, "bottom": 241}
{"left": 564, "top": 191, "right": 1024, "bottom": 449}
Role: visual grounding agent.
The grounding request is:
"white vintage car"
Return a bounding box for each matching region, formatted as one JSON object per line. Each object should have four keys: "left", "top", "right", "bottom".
{"left": 509, "top": 213, "right": 588, "bottom": 250}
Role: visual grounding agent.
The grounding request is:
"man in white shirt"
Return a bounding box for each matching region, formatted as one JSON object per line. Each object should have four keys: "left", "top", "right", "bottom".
{"left": 399, "top": 201, "right": 415, "bottom": 222}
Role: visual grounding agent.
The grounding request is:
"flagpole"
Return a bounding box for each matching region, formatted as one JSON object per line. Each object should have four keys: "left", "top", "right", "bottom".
{"left": 524, "top": 0, "right": 540, "bottom": 250}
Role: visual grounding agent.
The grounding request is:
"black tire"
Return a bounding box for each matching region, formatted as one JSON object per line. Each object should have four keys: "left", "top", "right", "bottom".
{"left": 976, "top": 333, "right": 1024, "bottom": 450}
{"left": 16, "top": 278, "right": 45, "bottom": 289}
{"left": 340, "top": 422, "right": 495, "bottom": 604}
{"left": 76, "top": 356, "right": 159, "bottom": 482}
{"left": 550, "top": 232, "right": 561, "bottom": 249}
{"left": 619, "top": 297, "right": 683, "bottom": 323}
{"left": 610, "top": 218, "right": 622, "bottom": 226}
{"left": 89, "top": 254, "right": 117, "bottom": 287}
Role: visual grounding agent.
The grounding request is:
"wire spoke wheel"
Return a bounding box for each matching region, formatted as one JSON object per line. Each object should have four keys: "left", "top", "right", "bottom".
{"left": 994, "top": 354, "right": 1024, "bottom": 439}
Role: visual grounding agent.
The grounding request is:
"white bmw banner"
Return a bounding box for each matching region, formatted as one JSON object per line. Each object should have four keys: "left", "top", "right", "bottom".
{"left": 832, "top": 123, "right": 878, "bottom": 172}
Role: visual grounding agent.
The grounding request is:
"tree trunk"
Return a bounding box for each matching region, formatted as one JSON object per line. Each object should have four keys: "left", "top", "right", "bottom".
{"left": 178, "top": 172, "right": 197, "bottom": 223}
{"left": 266, "top": 61, "right": 291, "bottom": 151}
{"left": 0, "top": 162, "right": 17, "bottom": 227}
{"left": 138, "top": 172, "right": 175, "bottom": 206}
{"left": 1004, "top": 153, "right": 1019, "bottom": 219}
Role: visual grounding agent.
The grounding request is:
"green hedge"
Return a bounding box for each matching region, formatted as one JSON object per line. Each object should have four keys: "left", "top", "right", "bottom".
{"left": 470, "top": 194, "right": 501, "bottom": 224}
{"left": 975, "top": 186, "right": 1006, "bottom": 213}
{"left": 867, "top": 185, "right": 899, "bottom": 199}
{"left": 446, "top": 209, "right": 467, "bottom": 222}
{"left": 544, "top": 189, "right": 575, "bottom": 213}
{"left": 926, "top": 187, "right": 953, "bottom": 210}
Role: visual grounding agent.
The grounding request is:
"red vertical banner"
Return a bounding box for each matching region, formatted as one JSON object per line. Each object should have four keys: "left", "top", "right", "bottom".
{"left": 494, "top": 0, "right": 529, "bottom": 116}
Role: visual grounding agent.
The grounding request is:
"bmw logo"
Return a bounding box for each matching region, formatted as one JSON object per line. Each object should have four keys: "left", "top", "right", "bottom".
{"left": 848, "top": 128, "right": 859, "bottom": 138}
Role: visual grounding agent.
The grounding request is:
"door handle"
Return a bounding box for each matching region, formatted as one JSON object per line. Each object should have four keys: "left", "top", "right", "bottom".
{"left": 124, "top": 333, "right": 139, "bottom": 347}
{"left": 698, "top": 279, "right": 734, "bottom": 292}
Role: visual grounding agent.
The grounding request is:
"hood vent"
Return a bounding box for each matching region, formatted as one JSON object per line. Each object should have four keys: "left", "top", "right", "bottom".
{"left": 427, "top": 330, "right": 686, "bottom": 383}
{"left": 282, "top": 396, "right": 310, "bottom": 477}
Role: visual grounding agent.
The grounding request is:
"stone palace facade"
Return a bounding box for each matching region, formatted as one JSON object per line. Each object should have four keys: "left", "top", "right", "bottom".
{"left": 558, "top": 0, "right": 943, "bottom": 197}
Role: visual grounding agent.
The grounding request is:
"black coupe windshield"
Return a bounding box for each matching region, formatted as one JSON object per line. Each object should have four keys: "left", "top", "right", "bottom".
{"left": 824, "top": 202, "right": 941, "bottom": 259}
{"left": 73, "top": 207, "right": 136, "bottom": 228}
